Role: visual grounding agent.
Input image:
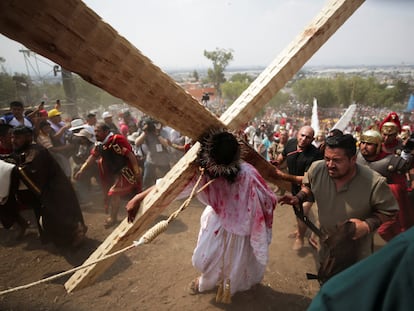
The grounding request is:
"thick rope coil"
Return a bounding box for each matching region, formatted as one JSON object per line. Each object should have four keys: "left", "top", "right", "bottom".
{"left": 135, "top": 169, "right": 212, "bottom": 246}
{"left": 134, "top": 220, "right": 169, "bottom": 246}
{"left": 0, "top": 168, "right": 212, "bottom": 296}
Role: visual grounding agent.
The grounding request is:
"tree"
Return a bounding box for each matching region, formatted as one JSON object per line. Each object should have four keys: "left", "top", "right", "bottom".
{"left": 192, "top": 70, "right": 199, "bottom": 82}
{"left": 229, "top": 73, "right": 254, "bottom": 84}
{"left": 268, "top": 91, "right": 290, "bottom": 109}
{"left": 0, "top": 72, "right": 16, "bottom": 107}
{"left": 221, "top": 80, "right": 249, "bottom": 101}
{"left": 203, "top": 48, "right": 234, "bottom": 97}
{"left": 0, "top": 57, "right": 6, "bottom": 73}
{"left": 292, "top": 77, "right": 335, "bottom": 108}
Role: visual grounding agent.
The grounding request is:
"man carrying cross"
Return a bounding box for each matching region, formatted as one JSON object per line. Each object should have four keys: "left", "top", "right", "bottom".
{"left": 126, "top": 129, "right": 277, "bottom": 302}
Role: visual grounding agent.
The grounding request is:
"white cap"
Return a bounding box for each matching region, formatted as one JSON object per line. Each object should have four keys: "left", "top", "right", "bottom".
{"left": 102, "top": 111, "right": 113, "bottom": 119}
{"left": 74, "top": 128, "right": 96, "bottom": 143}
{"left": 69, "top": 118, "right": 85, "bottom": 131}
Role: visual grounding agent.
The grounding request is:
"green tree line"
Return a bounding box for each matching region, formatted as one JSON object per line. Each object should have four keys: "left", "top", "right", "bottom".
{"left": 0, "top": 71, "right": 121, "bottom": 112}
{"left": 291, "top": 74, "right": 410, "bottom": 109}
{"left": 1, "top": 67, "right": 410, "bottom": 114}
{"left": 220, "top": 73, "right": 410, "bottom": 112}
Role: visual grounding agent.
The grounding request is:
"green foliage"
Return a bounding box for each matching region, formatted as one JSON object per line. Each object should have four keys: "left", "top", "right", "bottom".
{"left": 268, "top": 91, "right": 290, "bottom": 109}
{"left": 0, "top": 72, "right": 16, "bottom": 108}
{"left": 221, "top": 80, "right": 250, "bottom": 101}
{"left": 292, "top": 78, "right": 335, "bottom": 107}
{"left": 0, "top": 70, "right": 121, "bottom": 113}
{"left": 290, "top": 75, "right": 411, "bottom": 109}
{"left": 229, "top": 73, "right": 254, "bottom": 83}
{"left": 73, "top": 76, "right": 122, "bottom": 114}
{"left": 192, "top": 70, "right": 199, "bottom": 82}
{"left": 203, "top": 48, "right": 234, "bottom": 97}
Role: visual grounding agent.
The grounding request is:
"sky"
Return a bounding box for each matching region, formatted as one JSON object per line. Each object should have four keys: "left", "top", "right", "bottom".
{"left": 1, "top": 0, "right": 413, "bottom": 75}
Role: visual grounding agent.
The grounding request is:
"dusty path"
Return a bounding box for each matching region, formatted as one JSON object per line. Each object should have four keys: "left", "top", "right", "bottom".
{"left": 0, "top": 194, "right": 384, "bottom": 311}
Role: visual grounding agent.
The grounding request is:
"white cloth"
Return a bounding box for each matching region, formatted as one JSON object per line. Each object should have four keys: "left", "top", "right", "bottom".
{"left": 0, "top": 160, "right": 15, "bottom": 205}
{"left": 182, "top": 162, "right": 277, "bottom": 294}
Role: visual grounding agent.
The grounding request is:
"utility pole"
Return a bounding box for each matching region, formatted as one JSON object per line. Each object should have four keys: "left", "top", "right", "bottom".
{"left": 53, "top": 65, "right": 78, "bottom": 116}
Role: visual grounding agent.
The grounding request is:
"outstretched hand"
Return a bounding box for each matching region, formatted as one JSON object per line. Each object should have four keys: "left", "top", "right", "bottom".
{"left": 125, "top": 193, "right": 143, "bottom": 223}
{"left": 278, "top": 194, "right": 299, "bottom": 206}
{"left": 125, "top": 186, "right": 155, "bottom": 223}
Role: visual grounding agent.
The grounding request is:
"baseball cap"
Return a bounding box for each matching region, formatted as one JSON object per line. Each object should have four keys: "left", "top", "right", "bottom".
{"left": 48, "top": 108, "right": 61, "bottom": 118}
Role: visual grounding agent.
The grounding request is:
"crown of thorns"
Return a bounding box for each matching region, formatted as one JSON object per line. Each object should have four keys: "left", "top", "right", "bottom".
{"left": 197, "top": 128, "right": 241, "bottom": 179}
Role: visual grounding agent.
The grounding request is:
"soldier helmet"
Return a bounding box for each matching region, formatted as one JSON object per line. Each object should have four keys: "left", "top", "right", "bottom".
{"left": 360, "top": 129, "right": 383, "bottom": 154}
{"left": 379, "top": 112, "right": 401, "bottom": 135}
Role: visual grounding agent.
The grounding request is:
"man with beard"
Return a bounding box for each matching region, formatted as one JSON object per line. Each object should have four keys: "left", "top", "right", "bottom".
{"left": 7, "top": 126, "right": 87, "bottom": 247}
{"left": 0, "top": 124, "right": 30, "bottom": 238}
{"left": 279, "top": 133, "right": 398, "bottom": 283}
{"left": 75, "top": 122, "right": 141, "bottom": 227}
{"left": 357, "top": 129, "right": 414, "bottom": 241}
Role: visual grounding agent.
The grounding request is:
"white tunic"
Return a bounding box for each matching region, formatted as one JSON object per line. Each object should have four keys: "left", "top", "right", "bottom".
{"left": 185, "top": 162, "right": 277, "bottom": 294}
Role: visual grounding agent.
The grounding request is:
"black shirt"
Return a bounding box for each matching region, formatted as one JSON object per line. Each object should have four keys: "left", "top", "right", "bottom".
{"left": 282, "top": 138, "right": 323, "bottom": 194}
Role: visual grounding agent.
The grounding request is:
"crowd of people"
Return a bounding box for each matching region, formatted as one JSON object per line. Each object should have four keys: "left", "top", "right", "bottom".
{"left": 0, "top": 100, "right": 193, "bottom": 243}
{"left": 1, "top": 98, "right": 414, "bottom": 306}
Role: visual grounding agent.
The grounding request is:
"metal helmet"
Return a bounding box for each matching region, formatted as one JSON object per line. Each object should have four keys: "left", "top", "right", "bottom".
{"left": 360, "top": 130, "right": 383, "bottom": 154}
{"left": 381, "top": 122, "right": 399, "bottom": 135}
{"left": 379, "top": 112, "right": 401, "bottom": 135}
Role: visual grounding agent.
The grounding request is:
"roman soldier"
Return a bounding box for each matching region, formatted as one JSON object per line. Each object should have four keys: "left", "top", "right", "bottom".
{"left": 358, "top": 129, "right": 414, "bottom": 241}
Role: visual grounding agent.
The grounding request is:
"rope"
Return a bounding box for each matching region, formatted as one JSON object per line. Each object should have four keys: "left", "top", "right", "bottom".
{"left": 0, "top": 169, "right": 212, "bottom": 296}
{"left": 216, "top": 231, "right": 234, "bottom": 304}
{"left": 0, "top": 243, "right": 136, "bottom": 296}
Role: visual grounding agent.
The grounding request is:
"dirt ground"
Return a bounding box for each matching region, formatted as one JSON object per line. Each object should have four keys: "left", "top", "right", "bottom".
{"left": 0, "top": 187, "right": 386, "bottom": 311}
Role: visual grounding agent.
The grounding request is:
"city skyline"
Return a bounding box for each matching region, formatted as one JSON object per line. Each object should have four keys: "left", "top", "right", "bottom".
{"left": 1, "top": 0, "right": 413, "bottom": 75}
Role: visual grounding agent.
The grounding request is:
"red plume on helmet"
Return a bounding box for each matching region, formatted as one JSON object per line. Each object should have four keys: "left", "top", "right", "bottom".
{"left": 379, "top": 112, "right": 401, "bottom": 135}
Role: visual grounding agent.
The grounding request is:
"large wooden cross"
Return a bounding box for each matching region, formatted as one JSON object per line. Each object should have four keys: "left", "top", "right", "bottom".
{"left": 0, "top": 0, "right": 364, "bottom": 292}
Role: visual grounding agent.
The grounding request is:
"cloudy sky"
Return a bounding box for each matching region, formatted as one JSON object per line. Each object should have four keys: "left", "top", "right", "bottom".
{"left": 1, "top": 0, "right": 413, "bottom": 74}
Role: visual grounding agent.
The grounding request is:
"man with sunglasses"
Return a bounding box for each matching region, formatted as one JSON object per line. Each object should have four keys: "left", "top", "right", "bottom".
{"left": 280, "top": 133, "right": 398, "bottom": 282}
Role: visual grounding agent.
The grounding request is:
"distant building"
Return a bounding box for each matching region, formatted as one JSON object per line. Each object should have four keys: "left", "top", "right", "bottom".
{"left": 180, "top": 82, "right": 216, "bottom": 104}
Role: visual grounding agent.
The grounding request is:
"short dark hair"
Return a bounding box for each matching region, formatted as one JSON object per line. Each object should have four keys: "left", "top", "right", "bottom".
{"left": 96, "top": 122, "right": 110, "bottom": 132}
{"left": 87, "top": 113, "right": 96, "bottom": 118}
{"left": 39, "top": 120, "right": 50, "bottom": 129}
{"left": 325, "top": 134, "right": 356, "bottom": 158}
{"left": 0, "top": 124, "right": 13, "bottom": 137}
{"left": 12, "top": 126, "right": 33, "bottom": 136}
{"left": 9, "top": 101, "right": 24, "bottom": 108}
{"left": 327, "top": 128, "right": 343, "bottom": 137}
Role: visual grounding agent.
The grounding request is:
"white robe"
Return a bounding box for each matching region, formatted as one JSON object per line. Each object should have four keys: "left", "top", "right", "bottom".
{"left": 185, "top": 162, "right": 277, "bottom": 294}
{"left": 0, "top": 160, "right": 15, "bottom": 205}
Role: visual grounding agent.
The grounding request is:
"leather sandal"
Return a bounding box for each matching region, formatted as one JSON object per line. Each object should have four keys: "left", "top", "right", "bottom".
{"left": 188, "top": 277, "right": 200, "bottom": 295}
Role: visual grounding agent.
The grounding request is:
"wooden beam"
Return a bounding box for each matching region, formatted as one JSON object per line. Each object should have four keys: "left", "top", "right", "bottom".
{"left": 220, "top": 0, "right": 365, "bottom": 129}
{"left": 0, "top": 0, "right": 222, "bottom": 140}
{"left": 65, "top": 0, "right": 364, "bottom": 292}
{"left": 64, "top": 143, "right": 200, "bottom": 292}
{"left": 0, "top": 0, "right": 296, "bottom": 189}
